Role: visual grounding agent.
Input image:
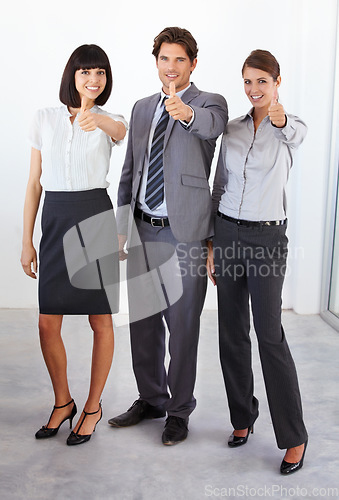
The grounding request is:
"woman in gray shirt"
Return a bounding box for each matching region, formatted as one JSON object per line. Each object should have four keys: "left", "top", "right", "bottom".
{"left": 208, "top": 50, "right": 308, "bottom": 474}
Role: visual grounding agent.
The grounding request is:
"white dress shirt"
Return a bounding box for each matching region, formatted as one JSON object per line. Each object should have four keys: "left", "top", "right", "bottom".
{"left": 213, "top": 110, "right": 307, "bottom": 221}
{"left": 137, "top": 84, "right": 194, "bottom": 217}
{"left": 28, "top": 105, "right": 127, "bottom": 191}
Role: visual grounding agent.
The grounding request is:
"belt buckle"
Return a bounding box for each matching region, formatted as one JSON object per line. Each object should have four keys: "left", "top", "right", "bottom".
{"left": 151, "top": 217, "right": 164, "bottom": 227}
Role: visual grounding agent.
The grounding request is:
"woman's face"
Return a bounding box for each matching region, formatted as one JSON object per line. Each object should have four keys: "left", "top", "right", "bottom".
{"left": 243, "top": 66, "right": 281, "bottom": 111}
{"left": 74, "top": 68, "right": 107, "bottom": 105}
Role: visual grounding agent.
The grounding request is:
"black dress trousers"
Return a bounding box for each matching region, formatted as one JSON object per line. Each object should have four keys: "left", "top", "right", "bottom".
{"left": 213, "top": 215, "right": 308, "bottom": 449}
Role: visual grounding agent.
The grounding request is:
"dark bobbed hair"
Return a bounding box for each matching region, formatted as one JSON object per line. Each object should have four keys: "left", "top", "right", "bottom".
{"left": 152, "top": 27, "right": 198, "bottom": 63}
{"left": 242, "top": 49, "right": 280, "bottom": 81}
{"left": 59, "top": 44, "right": 113, "bottom": 108}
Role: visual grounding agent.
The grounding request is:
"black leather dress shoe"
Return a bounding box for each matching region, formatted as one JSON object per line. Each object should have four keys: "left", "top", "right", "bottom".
{"left": 280, "top": 440, "right": 308, "bottom": 475}
{"left": 108, "top": 399, "right": 166, "bottom": 427}
{"left": 228, "top": 424, "right": 254, "bottom": 447}
{"left": 162, "top": 416, "right": 189, "bottom": 445}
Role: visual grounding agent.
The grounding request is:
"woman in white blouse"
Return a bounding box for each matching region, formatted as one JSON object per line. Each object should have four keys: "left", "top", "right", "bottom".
{"left": 21, "top": 44, "right": 127, "bottom": 446}
{"left": 208, "top": 50, "right": 308, "bottom": 474}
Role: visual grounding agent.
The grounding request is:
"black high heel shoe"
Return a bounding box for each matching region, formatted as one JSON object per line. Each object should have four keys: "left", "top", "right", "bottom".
{"left": 66, "top": 401, "right": 102, "bottom": 446}
{"left": 280, "top": 440, "right": 308, "bottom": 475}
{"left": 35, "top": 399, "right": 77, "bottom": 439}
{"left": 228, "top": 424, "right": 254, "bottom": 447}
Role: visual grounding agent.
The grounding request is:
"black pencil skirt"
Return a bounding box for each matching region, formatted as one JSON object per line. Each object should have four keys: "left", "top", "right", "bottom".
{"left": 39, "top": 189, "right": 119, "bottom": 315}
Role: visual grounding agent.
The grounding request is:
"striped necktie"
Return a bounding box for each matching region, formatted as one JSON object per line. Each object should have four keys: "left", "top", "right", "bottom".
{"left": 145, "top": 99, "right": 169, "bottom": 210}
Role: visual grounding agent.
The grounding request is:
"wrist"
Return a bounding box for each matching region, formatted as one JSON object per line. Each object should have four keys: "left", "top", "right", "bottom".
{"left": 22, "top": 240, "right": 34, "bottom": 248}
{"left": 92, "top": 112, "right": 102, "bottom": 127}
{"left": 185, "top": 105, "right": 193, "bottom": 123}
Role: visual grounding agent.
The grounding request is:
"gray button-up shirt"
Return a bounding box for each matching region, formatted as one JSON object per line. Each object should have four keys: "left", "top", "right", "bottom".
{"left": 212, "top": 110, "right": 307, "bottom": 221}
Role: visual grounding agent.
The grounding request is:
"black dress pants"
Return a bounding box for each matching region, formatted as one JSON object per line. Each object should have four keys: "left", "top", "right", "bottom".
{"left": 214, "top": 215, "right": 308, "bottom": 449}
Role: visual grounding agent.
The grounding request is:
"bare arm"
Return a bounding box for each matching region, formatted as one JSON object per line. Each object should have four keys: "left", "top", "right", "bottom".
{"left": 78, "top": 96, "right": 127, "bottom": 141}
{"left": 21, "top": 147, "right": 43, "bottom": 278}
{"left": 78, "top": 111, "right": 126, "bottom": 141}
{"left": 94, "top": 114, "right": 126, "bottom": 141}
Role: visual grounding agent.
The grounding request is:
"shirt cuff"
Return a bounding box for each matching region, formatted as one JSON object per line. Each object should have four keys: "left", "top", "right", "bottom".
{"left": 179, "top": 107, "right": 195, "bottom": 129}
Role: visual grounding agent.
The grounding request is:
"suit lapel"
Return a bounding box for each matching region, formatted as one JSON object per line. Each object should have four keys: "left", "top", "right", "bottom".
{"left": 137, "top": 93, "right": 161, "bottom": 161}
{"left": 181, "top": 82, "right": 200, "bottom": 104}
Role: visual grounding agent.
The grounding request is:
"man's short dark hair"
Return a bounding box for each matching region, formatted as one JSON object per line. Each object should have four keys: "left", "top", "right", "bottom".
{"left": 59, "top": 44, "right": 113, "bottom": 108}
{"left": 152, "top": 27, "right": 198, "bottom": 63}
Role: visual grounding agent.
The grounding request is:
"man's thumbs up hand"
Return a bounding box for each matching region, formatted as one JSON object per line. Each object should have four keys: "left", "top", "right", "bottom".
{"left": 169, "top": 81, "right": 176, "bottom": 99}
{"left": 165, "top": 82, "right": 193, "bottom": 123}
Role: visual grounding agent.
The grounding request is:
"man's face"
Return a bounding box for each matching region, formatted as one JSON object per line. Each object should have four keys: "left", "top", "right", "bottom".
{"left": 156, "top": 42, "right": 197, "bottom": 94}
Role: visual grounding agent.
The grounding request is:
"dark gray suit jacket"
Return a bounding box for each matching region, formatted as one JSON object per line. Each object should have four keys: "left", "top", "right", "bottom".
{"left": 117, "top": 83, "right": 228, "bottom": 243}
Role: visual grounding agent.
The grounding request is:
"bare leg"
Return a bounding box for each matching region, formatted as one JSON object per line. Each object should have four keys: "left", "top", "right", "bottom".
{"left": 72, "top": 314, "right": 114, "bottom": 435}
{"left": 233, "top": 428, "right": 250, "bottom": 438}
{"left": 284, "top": 443, "right": 305, "bottom": 462}
{"left": 38, "top": 314, "right": 73, "bottom": 427}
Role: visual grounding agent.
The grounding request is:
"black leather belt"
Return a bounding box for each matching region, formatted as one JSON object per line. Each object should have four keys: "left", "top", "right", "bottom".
{"left": 135, "top": 207, "right": 170, "bottom": 227}
{"left": 217, "top": 211, "right": 286, "bottom": 227}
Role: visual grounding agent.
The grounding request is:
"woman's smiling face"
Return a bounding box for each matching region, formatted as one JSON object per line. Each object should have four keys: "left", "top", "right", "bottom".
{"left": 74, "top": 68, "right": 107, "bottom": 105}
{"left": 243, "top": 66, "right": 281, "bottom": 111}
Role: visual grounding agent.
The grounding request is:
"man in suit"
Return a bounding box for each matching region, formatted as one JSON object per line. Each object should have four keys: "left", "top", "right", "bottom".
{"left": 108, "top": 27, "right": 228, "bottom": 445}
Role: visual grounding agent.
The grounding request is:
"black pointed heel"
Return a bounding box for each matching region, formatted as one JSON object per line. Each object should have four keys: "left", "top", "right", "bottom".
{"left": 228, "top": 424, "right": 254, "bottom": 447}
{"left": 35, "top": 399, "right": 77, "bottom": 439}
{"left": 280, "top": 440, "right": 308, "bottom": 475}
{"left": 67, "top": 401, "right": 102, "bottom": 446}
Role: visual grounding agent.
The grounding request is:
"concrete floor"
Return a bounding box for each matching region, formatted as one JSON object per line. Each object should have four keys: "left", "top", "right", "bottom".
{"left": 1, "top": 309, "right": 339, "bottom": 500}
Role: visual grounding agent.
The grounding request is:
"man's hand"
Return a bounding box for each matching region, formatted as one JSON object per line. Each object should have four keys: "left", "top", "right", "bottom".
{"left": 268, "top": 88, "right": 286, "bottom": 128}
{"left": 165, "top": 81, "right": 193, "bottom": 122}
{"left": 206, "top": 240, "right": 216, "bottom": 286}
{"left": 118, "top": 234, "right": 128, "bottom": 261}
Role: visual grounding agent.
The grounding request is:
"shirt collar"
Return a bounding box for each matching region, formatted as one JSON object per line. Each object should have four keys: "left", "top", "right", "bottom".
{"left": 246, "top": 108, "right": 254, "bottom": 119}
{"left": 244, "top": 108, "right": 270, "bottom": 124}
